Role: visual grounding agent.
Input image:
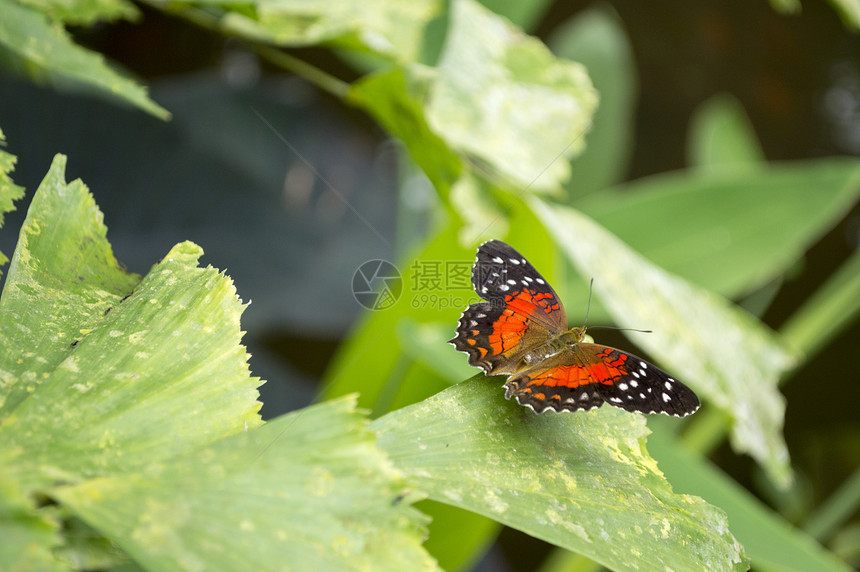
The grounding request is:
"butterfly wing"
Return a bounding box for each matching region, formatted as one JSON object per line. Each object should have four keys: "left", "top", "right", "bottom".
{"left": 449, "top": 240, "right": 567, "bottom": 375}
{"left": 504, "top": 344, "right": 700, "bottom": 417}
{"left": 575, "top": 343, "right": 700, "bottom": 417}
{"left": 450, "top": 240, "right": 701, "bottom": 418}
{"left": 503, "top": 352, "right": 606, "bottom": 413}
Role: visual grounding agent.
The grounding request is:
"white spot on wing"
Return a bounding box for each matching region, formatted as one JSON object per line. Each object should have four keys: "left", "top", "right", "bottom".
{"left": 662, "top": 393, "right": 671, "bottom": 402}
{"left": 618, "top": 383, "right": 628, "bottom": 391}
{"left": 509, "top": 258, "right": 521, "bottom": 265}
{"left": 499, "top": 284, "right": 510, "bottom": 291}
{"left": 664, "top": 381, "right": 673, "bottom": 390}
{"left": 536, "top": 278, "right": 545, "bottom": 284}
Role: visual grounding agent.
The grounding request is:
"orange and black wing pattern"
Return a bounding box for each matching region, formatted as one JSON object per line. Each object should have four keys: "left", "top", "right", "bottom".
{"left": 449, "top": 240, "right": 566, "bottom": 375}
{"left": 451, "top": 240, "right": 700, "bottom": 418}
{"left": 504, "top": 343, "right": 700, "bottom": 416}
{"left": 503, "top": 352, "right": 606, "bottom": 413}
{"left": 580, "top": 344, "right": 700, "bottom": 417}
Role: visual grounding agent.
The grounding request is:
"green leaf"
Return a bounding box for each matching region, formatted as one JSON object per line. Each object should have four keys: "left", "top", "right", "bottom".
{"left": 478, "top": 0, "right": 554, "bottom": 30}
{"left": 54, "top": 516, "right": 131, "bottom": 570}
{"left": 55, "top": 396, "right": 438, "bottom": 572}
{"left": 396, "top": 319, "right": 473, "bottom": 383}
{"left": 827, "top": 0, "right": 860, "bottom": 30}
{"left": 577, "top": 159, "right": 860, "bottom": 298}
{"left": 323, "top": 203, "right": 556, "bottom": 410}
{"left": 213, "top": 0, "right": 441, "bottom": 63}
{"left": 323, "top": 210, "right": 556, "bottom": 569}
{"left": 804, "top": 468, "right": 860, "bottom": 542}
{"left": 323, "top": 223, "right": 468, "bottom": 408}
{"left": 550, "top": 6, "right": 637, "bottom": 197}
{"left": 0, "top": 155, "right": 263, "bottom": 487}
{"left": 0, "top": 469, "right": 65, "bottom": 572}
{"left": 0, "top": 154, "right": 140, "bottom": 421}
{"left": 372, "top": 379, "right": 747, "bottom": 571}
{"left": 648, "top": 425, "right": 852, "bottom": 572}
{"left": 348, "top": 68, "right": 463, "bottom": 197}
{"left": 0, "top": 0, "right": 168, "bottom": 119}
{"left": 417, "top": 499, "right": 499, "bottom": 572}
{"left": 448, "top": 170, "right": 511, "bottom": 243}
{"left": 15, "top": 0, "right": 139, "bottom": 25}
{"left": 772, "top": 0, "right": 860, "bottom": 31}
{"left": 425, "top": 0, "right": 598, "bottom": 192}
{"left": 531, "top": 198, "right": 796, "bottom": 488}
{"left": 782, "top": 247, "right": 860, "bottom": 361}
{"left": 318, "top": 227, "right": 486, "bottom": 572}
{"left": 0, "top": 129, "right": 25, "bottom": 268}
{"left": 769, "top": 0, "right": 801, "bottom": 14}
{"left": 687, "top": 94, "right": 765, "bottom": 171}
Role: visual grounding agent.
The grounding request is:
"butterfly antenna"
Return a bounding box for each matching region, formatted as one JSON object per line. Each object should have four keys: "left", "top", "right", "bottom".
{"left": 582, "top": 280, "right": 652, "bottom": 335}
{"left": 589, "top": 325, "right": 654, "bottom": 334}
{"left": 582, "top": 278, "right": 594, "bottom": 329}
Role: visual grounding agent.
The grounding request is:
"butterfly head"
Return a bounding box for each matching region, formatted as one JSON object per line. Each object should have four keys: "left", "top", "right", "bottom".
{"left": 560, "top": 326, "right": 588, "bottom": 346}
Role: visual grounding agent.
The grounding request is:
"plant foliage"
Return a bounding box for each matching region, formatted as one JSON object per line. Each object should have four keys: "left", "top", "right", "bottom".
{"left": 1, "top": 0, "right": 859, "bottom": 570}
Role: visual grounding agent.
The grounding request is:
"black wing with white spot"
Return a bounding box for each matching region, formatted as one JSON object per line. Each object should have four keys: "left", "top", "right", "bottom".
{"left": 449, "top": 240, "right": 567, "bottom": 375}
{"left": 579, "top": 344, "right": 701, "bottom": 417}
{"left": 470, "top": 240, "right": 567, "bottom": 332}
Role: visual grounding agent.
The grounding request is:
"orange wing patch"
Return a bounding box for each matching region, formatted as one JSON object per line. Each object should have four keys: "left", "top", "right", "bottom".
{"left": 524, "top": 363, "right": 593, "bottom": 389}
{"left": 487, "top": 289, "right": 562, "bottom": 355}
{"left": 487, "top": 301, "right": 531, "bottom": 355}
{"left": 581, "top": 347, "right": 630, "bottom": 386}
{"left": 503, "top": 358, "right": 606, "bottom": 414}
{"left": 504, "top": 289, "right": 561, "bottom": 317}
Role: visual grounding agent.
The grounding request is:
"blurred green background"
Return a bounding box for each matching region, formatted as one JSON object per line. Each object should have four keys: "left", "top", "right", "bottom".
{"left": 1, "top": 0, "right": 859, "bottom": 570}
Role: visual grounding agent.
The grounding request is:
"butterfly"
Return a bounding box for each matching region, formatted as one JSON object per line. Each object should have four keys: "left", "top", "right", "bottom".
{"left": 449, "top": 240, "right": 700, "bottom": 417}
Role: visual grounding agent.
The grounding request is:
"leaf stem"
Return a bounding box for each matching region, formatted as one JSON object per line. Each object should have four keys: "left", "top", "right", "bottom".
{"left": 254, "top": 45, "right": 350, "bottom": 99}
{"left": 780, "top": 247, "right": 860, "bottom": 361}
{"left": 142, "top": 1, "right": 350, "bottom": 99}
{"left": 679, "top": 407, "right": 728, "bottom": 456}
{"left": 803, "top": 468, "right": 860, "bottom": 541}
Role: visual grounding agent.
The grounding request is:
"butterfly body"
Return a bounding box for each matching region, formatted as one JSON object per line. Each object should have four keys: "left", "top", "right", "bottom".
{"left": 520, "top": 328, "right": 586, "bottom": 364}
{"left": 449, "top": 240, "right": 700, "bottom": 417}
